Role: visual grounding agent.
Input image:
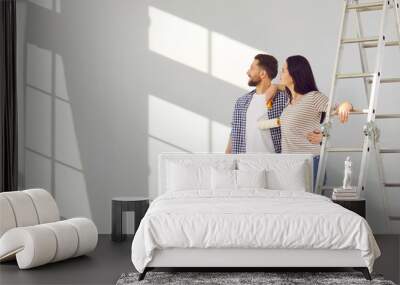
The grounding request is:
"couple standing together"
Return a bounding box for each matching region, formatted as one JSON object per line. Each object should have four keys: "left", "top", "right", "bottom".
{"left": 225, "top": 54, "right": 354, "bottom": 188}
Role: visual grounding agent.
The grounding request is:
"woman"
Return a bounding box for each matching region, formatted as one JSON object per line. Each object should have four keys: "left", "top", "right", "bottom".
{"left": 279, "top": 55, "right": 353, "bottom": 190}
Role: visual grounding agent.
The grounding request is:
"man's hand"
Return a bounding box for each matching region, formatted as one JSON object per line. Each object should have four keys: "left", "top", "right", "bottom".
{"left": 306, "top": 129, "right": 323, "bottom": 145}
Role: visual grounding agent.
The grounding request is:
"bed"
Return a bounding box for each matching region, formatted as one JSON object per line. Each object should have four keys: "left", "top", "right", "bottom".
{"left": 131, "top": 153, "right": 381, "bottom": 281}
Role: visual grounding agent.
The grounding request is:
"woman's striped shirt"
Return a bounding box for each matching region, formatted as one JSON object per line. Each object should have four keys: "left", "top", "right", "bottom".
{"left": 280, "top": 91, "right": 328, "bottom": 155}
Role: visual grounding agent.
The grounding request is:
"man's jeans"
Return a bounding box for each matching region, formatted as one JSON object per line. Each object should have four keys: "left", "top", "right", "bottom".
{"left": 313, "top": 155, "right": 327, "bottom": 193}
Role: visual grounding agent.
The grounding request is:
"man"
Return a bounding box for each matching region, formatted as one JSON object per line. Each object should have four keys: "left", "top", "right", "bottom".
{"left": 225, "top": 54, "right": 288, "bottom": 154}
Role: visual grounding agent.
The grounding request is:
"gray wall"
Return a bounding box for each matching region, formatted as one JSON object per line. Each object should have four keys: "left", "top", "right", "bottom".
{"left": 17, "top": 0, "right": 400, "bottom": 234}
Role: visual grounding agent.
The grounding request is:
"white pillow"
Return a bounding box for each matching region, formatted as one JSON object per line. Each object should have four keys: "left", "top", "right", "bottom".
{"left": 236, "top": 169, "right": 267, "bottom": 189}
{"left": 267, "top": 162, "right": 307, "bottom": 191}
{"left": 210, "top": 168, "right": 236, "bottom": 190}
{"left": 237, "top": 158, "right": 309, "bottom": 191}
{"left": 166, "top": 159, "right": 235, "bottom": 191}
{"left": 167, "top": 162, "right": 210, "bottom": 191}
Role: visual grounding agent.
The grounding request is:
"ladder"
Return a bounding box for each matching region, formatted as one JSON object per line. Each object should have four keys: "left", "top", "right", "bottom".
{"left": 316, "top": 0, "right": 400, "bottom": 232}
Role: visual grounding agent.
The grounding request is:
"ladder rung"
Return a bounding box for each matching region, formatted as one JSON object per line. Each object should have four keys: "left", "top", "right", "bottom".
{"left": 376, "top": 113, "right": 400, "bottom": 119}
{"left": 363, "top": 40, "right": 400, "bottom": 48}
{"left": 368, "top": 77, "right": 400, "bottom": 84}
{"left": 327, "top": 148, "right": 400, "bottom": 153}
{"left": 347, "top": 110, "right": 400, "bottom": 119}
{"left": 346, "top": 110, "right": 368, "bottom": 115}
{"left": 381, "top": 77, "right": 400, "bottom": 83}
{"left": 327, "top": 147, "right": 363, "bottom": 152}
{"left": 384, "top": 183, "right": 400, "bottom": 187}
{"left": 342, "top": 36, "right": 379, "bottom": 44}
{"left": 380, "top": 148, "right": 400, "bottom": 153}
{"left": 337, "top": 73, "right": 375, "bottom": 79}
{"left": 346, "top": 1, "right": 384, "bottom": 11}
{"left": 334, "top": 110, "right": 367, "bottom": 116}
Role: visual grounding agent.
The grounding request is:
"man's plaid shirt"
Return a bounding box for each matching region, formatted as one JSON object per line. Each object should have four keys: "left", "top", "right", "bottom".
{"left": 230, "top": 89, "right": 289, "bottom": 153}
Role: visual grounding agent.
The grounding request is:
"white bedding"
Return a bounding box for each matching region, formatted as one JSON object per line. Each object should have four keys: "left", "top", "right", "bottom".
{"left": 131, "top": 189, "right": 380, "bottom": 273}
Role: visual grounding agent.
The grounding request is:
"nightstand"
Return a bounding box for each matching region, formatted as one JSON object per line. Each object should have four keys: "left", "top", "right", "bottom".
{"left": 111, "top": 196, "right": 149, "bottom": 242}
{"left": 332, "top": 198, "right": 366, "bottom": 218}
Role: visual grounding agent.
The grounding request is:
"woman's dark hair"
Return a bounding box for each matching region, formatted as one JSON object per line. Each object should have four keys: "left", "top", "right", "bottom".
{"left": 285, "top": 55, "right": 319, "bottom": 102}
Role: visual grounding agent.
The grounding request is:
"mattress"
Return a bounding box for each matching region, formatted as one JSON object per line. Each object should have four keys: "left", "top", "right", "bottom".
{"left": 131, "top": 189, "right": 381, "bottom": 273}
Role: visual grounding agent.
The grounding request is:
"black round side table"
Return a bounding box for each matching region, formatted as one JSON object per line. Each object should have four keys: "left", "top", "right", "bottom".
{"left": 111, "top": 196, "right": 149, "bottom": 242}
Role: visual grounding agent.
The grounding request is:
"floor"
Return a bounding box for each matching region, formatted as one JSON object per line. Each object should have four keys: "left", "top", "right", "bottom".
{"left": 0, "top": 235, "right": 399, "bottom": 285}
{"left": 0, "top": 235, "right": 133, "bottom": 285}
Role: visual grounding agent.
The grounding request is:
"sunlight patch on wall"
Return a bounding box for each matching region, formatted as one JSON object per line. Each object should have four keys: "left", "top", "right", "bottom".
{"left": 55, "top": 99, "right": 83, "bottom": 170}
{"left": 148, "top": 6, "right": 208, "bottom": 73}
{"left": 55, "top": 54, "right": 69, "bottom": 100}
{"left": 55, "top": 163, "right": 92, "bottom": 219}
{"left": 148, "top": 7, "right": 265, "bottom": 90}
{"left": 148, "top": 94, "right": 209, "bottom": 152}
{"left": 211, "top": 32, "right": 264, "bottom": 89}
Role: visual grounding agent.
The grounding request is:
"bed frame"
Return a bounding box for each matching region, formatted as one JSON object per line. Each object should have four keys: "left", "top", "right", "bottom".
{"left": 140, "top": 248, "right": 371, "bottom": 280}
{"left": 138, "top": 153, "right": 372, "bottom": 281}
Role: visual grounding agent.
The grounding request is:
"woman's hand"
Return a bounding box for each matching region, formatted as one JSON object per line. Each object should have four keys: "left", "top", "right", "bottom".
{"left": 306, "top": 129, "right": 323, "bottom": 145}
{"left": 264, "top": 84, "right": 278, "bottom": 102}
{"left": 337, "top": 101, "right": 353, "bottom": 123}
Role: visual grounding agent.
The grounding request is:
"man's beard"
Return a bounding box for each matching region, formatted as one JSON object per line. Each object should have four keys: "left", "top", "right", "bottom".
{"left": 248, "top": 78, "right": 261, "bottom": 86}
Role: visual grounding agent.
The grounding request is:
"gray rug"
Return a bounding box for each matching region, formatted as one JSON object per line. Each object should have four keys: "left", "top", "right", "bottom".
{"left": 116, "top": 271, "right": 397, "bottom": 285}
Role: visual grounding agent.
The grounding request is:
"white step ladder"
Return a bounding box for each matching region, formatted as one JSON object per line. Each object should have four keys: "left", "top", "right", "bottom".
{"left": 316, "top": 0, "right": 400, "bottom": 232}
